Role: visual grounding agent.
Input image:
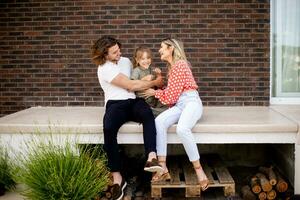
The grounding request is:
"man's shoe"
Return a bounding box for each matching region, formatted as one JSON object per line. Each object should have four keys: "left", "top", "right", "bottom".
{"left": 110, "top": 178, "right": 127, "bottom": 200}
{"left": 144, "top": 158, "right": 164, "bottom": 173}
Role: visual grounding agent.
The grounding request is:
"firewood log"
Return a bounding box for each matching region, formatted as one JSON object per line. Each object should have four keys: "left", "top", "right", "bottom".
{"left": 250, "top": 176, "right": 262, "bottom": 194}
{"left": 272, "top": 169, "right": 289, "bottom": 193}
{"left": 256, "top": 173, "right": 272, "bottom": 192}
{"left": 258, "top": 191, "right": 267, "bottom": 200}
{"left": 266, "top": 189, "right": 276, "bottom": 200}
{"left": 259, "top": 166, "right": 277, "bottom": 186}
{"left": 275, "top": 174, "right": 288, "bottom": 193}
{"left": 241, "top": 185, "right": 256, "bottom": 200}
{"left": 105, "top": 191, "right": 112, "bottom": 199}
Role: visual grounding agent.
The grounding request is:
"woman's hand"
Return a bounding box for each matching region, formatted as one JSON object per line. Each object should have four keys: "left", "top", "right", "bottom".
{"left": 142, "top": 88, "right": 156, "bottom": 98}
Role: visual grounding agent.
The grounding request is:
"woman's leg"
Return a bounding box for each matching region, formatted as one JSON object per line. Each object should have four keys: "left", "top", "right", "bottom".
{"left": 176, "top": 100, "right": 202, "bottom": 162}
{"left": 155, "top": 106, "right": 181, "bottom": 158}
{"left": 192, "top": 160, "right": 209, "bottom": 191}
{"left": 151, "top": 106, "right": 181, "bottom": 182}
{"left": 176, "top": 100, "right": 208, "bottom": 190}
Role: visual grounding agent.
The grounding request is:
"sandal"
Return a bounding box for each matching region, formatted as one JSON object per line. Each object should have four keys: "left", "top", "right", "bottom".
{"left": 194, "top": 165, "right": 209, "bottom": 191}
{"left": 144, "top": 158, "right": 164, "bottom": 173}
{"left": 151, "top": 171, "right": 171, "bottom": 182}
{"left": 199, "top": 179, "right": 209, "bottom": 191}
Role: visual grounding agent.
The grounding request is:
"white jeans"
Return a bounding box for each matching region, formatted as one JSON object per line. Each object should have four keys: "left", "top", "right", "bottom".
{"left": 155, "top": 90, "right": 203, "bottom": 161}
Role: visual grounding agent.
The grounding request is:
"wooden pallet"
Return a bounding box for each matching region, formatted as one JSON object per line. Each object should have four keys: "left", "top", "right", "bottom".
{"left": 151, "top": 154, "right": 235, "bottom": 198}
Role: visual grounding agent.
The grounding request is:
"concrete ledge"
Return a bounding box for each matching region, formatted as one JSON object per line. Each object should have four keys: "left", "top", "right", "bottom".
{"left": 0, "top": 106, "right": 299, "bottom": 144}
{"left": 0, "top": 106, "right": 298, "bottom": 134}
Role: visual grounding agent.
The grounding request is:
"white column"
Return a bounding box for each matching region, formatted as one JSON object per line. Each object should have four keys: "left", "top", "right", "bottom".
{"left": 295, "top": 143, "right": 300, "bottom": 194}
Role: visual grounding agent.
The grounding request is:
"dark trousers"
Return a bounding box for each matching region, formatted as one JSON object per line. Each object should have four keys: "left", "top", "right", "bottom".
{"left": 103, "top": 98, "right": 157, "bottom": 172}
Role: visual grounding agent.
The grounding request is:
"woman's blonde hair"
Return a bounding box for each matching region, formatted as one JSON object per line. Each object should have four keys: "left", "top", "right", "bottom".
{"left": 132, "top": 46, "right": 152, "bottom": 68}
{"left": 161, "top": 38, "right": 187, "bottom": 64}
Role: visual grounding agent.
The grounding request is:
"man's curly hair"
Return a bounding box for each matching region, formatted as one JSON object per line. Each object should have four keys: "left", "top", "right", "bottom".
{"left": 91, "top": 36, "right": 121, "bottom": 65}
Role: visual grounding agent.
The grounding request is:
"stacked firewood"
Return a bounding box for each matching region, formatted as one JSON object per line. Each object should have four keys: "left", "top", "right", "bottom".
{"left": 241, "top": 166, "right": 291, "bottom": 200}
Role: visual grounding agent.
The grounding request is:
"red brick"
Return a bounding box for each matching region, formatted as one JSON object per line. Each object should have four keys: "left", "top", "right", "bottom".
{"left": 0, "top": 0, "right": 270, "bottom": 116}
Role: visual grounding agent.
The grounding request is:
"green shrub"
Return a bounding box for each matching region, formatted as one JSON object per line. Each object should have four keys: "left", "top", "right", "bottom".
{"left": 0, "top": 147, "right": 16, "bottom": 196}
{"left": 18, "top": 143, "right": 109, "bottom": 200}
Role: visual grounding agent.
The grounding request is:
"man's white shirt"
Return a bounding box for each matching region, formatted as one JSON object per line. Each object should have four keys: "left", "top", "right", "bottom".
{"left": 97, "top": 57, "right": 136, "bottom": 104}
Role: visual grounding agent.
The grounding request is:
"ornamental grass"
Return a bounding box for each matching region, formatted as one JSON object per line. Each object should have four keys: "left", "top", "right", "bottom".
{"left": 17, "top": 142, "right": 109, "bottom": 200}
{"left": 0, "top": 147, "right": 16, "bottom": 196}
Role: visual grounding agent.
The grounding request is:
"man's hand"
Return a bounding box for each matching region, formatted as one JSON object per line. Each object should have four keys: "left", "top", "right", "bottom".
{"left": 111, "top": 73, "right": 163, "bottom": 92}
{"left": 153, "top": 67, "right": 162, "bottom": 75}
{"left": 142, "top": 88, "right": 156, "bottom": 98}
{"left": 155, "top": 75, "right": 164, "bottom": 88}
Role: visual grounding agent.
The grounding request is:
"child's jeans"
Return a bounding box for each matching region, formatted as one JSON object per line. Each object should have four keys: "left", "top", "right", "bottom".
{"left": 155, "top": 90, "right": 203, "bottom": 161}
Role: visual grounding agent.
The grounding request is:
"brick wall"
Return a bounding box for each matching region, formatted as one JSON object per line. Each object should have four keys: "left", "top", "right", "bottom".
{"left": 0, "top": 0, "right": 270, "bottom": 117}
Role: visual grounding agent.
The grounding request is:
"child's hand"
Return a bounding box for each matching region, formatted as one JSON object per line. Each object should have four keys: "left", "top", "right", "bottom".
{"left": 153, "top": 67, "right": 162, "bottom": 74}
{"left": 142, "top": 88, "right": 156, "bottom": 98}
{"left": 141, "top": 75, "right": 153, "bottom": 81}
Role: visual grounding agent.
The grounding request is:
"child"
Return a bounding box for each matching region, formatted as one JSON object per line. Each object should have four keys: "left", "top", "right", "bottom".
{"left": 131, "top": 46, "right": 167, "bottom": 117}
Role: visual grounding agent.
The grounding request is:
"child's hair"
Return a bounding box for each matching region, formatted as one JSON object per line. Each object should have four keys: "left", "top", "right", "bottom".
{"left": 132, "top": 46, "right": 152, "bottom": 68}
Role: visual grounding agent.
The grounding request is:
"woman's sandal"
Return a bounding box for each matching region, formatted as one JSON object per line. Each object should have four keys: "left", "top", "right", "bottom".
{"left": 194, "top": 165, "right": 209, "bottom": 191}
{"left": 151, "top": 171, "right": 171, "bottom": 182}
{"left": 199, "top": 179, "right": 209, "bottom": 191}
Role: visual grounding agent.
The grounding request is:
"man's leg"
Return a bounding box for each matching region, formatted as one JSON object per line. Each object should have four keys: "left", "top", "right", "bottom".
{"left": 131, "top": 98, "right": 157, "bottom": 156}
{"left": 103, "top": 100, "right": 129, "bottom": 184}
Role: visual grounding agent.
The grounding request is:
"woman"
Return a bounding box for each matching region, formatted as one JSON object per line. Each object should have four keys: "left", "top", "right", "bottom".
{"left": 143, "top": 38, "right": 209, "bottom": 191}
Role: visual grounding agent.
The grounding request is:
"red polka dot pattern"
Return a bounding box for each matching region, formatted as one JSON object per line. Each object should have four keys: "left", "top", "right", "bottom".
{"left": 155, "top": 60, "right": 198, "bottom": 106}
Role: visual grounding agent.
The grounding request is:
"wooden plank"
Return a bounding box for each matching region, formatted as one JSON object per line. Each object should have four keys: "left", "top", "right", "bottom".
{"left": 186, "top": 187, "right": 201, "bottom": 198}
{"left": 151, "top": 177, "right": 165, "bottom": 185}
{"left": 151, "top": 187, "right": 162, "bottom": 198}
{"left": 202, "top": 162, "right": 216, "bottom": 185}
{"left": 152, "top": 183, "right": 198, "bottom": 188}
{"left": 224, "top": 184, "right": 236, "bottom": 196}
{"left": 182, "top": 160, "right": 198, "bottom": 185}
{"left": 215, "top": 167, "right": 235, "bottom": 184}
{"left": 168, "top": 157, "right": 181, "bottom": 185}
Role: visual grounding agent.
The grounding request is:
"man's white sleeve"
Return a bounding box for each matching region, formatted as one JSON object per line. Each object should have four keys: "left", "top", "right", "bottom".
{"left": 102, "top": 66, "right": 119, "bottom": 83}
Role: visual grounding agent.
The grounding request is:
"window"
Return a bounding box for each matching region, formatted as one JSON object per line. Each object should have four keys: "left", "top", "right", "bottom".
{"left": 271, "top": 0, "right": 300, "bottom": 104}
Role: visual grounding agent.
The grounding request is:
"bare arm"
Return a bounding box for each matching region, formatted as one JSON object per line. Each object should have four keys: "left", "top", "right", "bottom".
{"left": 111, "top": 73, "right": 163, "bottom": 92}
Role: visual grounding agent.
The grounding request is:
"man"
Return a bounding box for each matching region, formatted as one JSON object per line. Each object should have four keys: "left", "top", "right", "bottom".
{"left": 91, "top": 36, "right": 163, "bottom": 200}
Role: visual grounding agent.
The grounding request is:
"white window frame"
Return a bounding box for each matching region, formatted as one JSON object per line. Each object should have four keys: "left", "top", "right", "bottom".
{"left": 270, "top": 0, "right": 300, "bottom": 105}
